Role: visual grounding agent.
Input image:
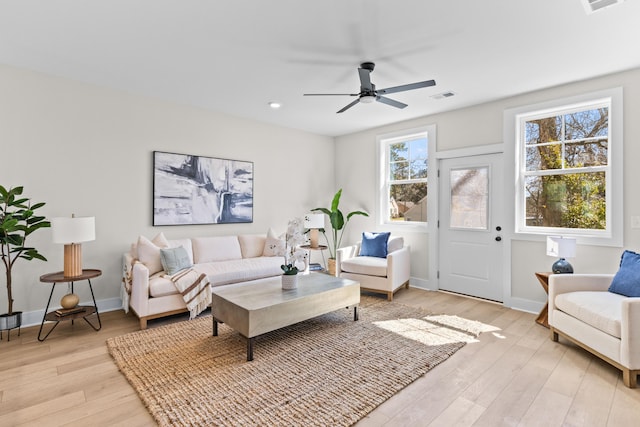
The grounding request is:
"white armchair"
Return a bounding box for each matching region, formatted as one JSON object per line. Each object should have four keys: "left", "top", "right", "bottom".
{"left": 549, "top": 273, "right": 640, "bottom": 388}
{"left": 336, "top": 236, "right": 410, "bottom": 301}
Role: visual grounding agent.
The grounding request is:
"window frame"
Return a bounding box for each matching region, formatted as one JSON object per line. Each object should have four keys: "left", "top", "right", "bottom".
{"left": 505, "top": 87, "right": 623, "bottom": 246}
{"left": 376, "top": 125, "right": 436, "bottom": 233}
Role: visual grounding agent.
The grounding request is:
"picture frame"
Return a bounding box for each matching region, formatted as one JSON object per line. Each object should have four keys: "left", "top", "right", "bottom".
{"left": 153, "top": 151, "right": 253, "bottom": 225}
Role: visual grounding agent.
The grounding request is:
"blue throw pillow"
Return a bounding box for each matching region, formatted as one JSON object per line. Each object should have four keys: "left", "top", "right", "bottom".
{"left": 160, "top": 246, "right": 193, "bottom": 275}
{"left": 608, "top": 250, "right": 640, "bottom": 297}
{"left": 360, "top": 232, "right": 391, "bottom": 258}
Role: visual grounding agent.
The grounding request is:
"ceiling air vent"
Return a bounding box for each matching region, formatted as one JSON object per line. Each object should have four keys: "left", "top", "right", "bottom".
{"left": 582, "top": 0, "right": 624, "bottom": 14}
{"left": 431, "top": 91, "right": 456, "bottom": 100}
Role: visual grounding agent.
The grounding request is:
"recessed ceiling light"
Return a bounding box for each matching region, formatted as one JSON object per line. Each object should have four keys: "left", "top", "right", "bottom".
{"left": 268, "top": 101, "right": 282, "bottom": 109}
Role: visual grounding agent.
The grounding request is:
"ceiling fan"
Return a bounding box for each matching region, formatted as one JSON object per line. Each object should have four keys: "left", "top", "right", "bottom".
{"left": 304, "top": 62, "right": 436, "bottom": 113}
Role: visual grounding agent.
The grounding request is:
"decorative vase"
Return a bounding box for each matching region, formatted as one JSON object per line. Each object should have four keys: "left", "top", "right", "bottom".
{"left": 328, "top": 258, "right": 337, "bottom": 276}
{"left": 61, "top": 293, "right": 80, "bottom": 309}
{"left": 281, "top": 274, "right": 298, "bottom": 290}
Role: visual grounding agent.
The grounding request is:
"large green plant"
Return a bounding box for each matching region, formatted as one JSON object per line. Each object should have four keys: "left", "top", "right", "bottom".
{"left": 0, "top": 186, "right": 50, "bottom": 315}
{"left": 312, "top": 189, "right": 368, "bottom": 259}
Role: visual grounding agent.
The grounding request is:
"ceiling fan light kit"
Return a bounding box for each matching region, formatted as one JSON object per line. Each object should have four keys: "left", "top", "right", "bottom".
{"left": 304, "top": 61, "right": 436, "bottom": 113}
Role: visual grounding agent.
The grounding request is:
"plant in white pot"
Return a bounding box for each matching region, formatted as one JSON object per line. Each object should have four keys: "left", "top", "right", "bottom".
{"left": 312, "top": 189, "right": 368, "bottom": 276}
{"left": 0, "top": 186, "right": 50, "bottom": 336}
{"left": 280, "top": 217, "right": 308, "bottom": 289}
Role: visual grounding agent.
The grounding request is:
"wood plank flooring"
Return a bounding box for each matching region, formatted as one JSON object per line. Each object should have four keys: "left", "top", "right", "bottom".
{"left": 1, "top": 287, "right": 638, "bottom": 426}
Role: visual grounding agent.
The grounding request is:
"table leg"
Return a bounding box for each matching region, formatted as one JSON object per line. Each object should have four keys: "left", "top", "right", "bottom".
{"left": 354, "top": 305, "right": 359, "bottom": 321}
{"left": 212, "top": 317, "right": 218, "bottom": 336}
{"left": 38, "top": 283, "right": 58, "bottom": 342}
{"left": 247, "top": 337, "right": 254, "bottom": 361}
{"left": 83, "top": 279, "right": 102, "bottom": 331}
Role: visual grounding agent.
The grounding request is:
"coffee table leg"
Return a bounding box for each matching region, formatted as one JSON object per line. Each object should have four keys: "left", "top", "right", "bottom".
{"left": 247, "top": 337, "right": 254, "bottom": 362}
{"left": 354, "top": 305, "right": 359, "bottom": 321}
{"left": 212, "top": 317, "right": 218, "bottom": 336}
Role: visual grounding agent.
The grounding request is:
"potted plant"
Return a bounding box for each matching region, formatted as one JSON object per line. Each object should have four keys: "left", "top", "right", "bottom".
{"left": 0, "top": 185, "right": 50, "bottom": 335}
{"left": 312, "top": 189, "right": 368, "bottom": 275}
{"left": 280, "top": 217, "right": 308, "bottom": 289}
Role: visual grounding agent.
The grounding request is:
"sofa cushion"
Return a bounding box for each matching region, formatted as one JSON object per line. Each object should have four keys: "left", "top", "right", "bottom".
{"left": 609, "top": 250, "right": 640, "bottom": 297}
{"left": 238, "top": 234, "right": 266, "bottom": 259}
{"left": 160, "top": 246, "right": 193, "bottom": 275}
{"left": 149, "top": 273, "right": 178, "bottom": 298}
{"left": 194, "top": 257, "right": 283, "bottom": 286}
{"left": 137, "top": 233, "right": 170, "bottom": 275}
{"left": 192, "top": 236, "right": 242, "bottom": 263}
{"left": 554, "top": 291, "right": 624, "bottom": 338}
{"left": 263, "top": 228, "right": 285, "bottom": 257}
{"left": 168, "top": 238, "right": 194, "bottom": 265}
{"left": 360, "top": 232, "right": 391, "bottom": 258}
{"left": 341, "top": 256, "right": 388, "bottom": 277}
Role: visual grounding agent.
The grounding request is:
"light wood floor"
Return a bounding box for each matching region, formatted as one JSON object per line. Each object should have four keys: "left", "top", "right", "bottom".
{"left": 1, "top": 288, "right": 639, "bottom": 426}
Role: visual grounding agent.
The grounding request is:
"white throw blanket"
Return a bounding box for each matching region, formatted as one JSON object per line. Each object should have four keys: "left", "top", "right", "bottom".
{"left": 166, "top": 268, "right": 211, "bottom": 319}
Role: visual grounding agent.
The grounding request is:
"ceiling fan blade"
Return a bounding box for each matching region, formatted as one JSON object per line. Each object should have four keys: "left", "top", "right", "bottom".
{"left": 337, "top": 98, "right": 361, "bottom": 114}
{"left": 377, "top": 96, "right": 408, "bottom": 109}
{"left": 304, "top": 93, "right": 359, "bottom": 96}
{"left": 358, "top": 67, "right": 373, "bottom": 91}
{"left": 377, "top": 79, "right": 436, "bottom": 95}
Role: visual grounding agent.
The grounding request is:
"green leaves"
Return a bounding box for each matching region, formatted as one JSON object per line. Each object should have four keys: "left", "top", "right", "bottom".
{"left": 311, "top": 188, "right": 369, "bottom": 259}
{"left": 1, "top": 185, "right": 50, "bottom": 314}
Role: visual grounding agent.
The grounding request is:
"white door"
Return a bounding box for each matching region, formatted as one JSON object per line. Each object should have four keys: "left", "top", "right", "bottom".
{"left": 438, "top": 153, "right": 504, "bottom": 302}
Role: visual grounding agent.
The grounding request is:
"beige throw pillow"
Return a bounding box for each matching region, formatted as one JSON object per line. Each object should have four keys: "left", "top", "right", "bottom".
{"left": 137, "top": 232, "right": 170, "bottom": 275}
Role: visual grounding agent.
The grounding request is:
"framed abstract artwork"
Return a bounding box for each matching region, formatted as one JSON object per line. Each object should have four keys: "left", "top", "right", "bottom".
{"left": 153, "top": 151, "right": 253, "bottom": 225}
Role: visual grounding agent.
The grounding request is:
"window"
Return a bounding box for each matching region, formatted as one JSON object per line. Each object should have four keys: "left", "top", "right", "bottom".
{"left": 378, "top": 126, "right": 434, "bottom": 228}
{"left": 510, "top": 88, "right": 623, "bottom": 244}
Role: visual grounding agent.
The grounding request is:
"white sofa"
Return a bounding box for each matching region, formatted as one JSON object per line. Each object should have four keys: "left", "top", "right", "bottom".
{"left": 122, "top": 232, "right": 287, "bottom": 329}
{"left": 548, "top": 273, "right": 640, "bottom": 388}
{"left": 336, "top": 236, "right": 410, "bottom": 301}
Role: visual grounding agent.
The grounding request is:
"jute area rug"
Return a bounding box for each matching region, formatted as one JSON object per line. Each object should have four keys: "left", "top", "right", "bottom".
{"left": 107, "top": 295, "right": 483, "bottom": 427}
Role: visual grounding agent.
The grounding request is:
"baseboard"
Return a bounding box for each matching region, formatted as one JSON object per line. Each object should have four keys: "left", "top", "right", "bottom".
{"left": 18, "top": 297, "right": 124, "bottom": 328}
{"left": 505, "top": 296, "right": 544, "bottom": 314}
{"left": 409, "top": 277, "right": 437, "bottom": 291}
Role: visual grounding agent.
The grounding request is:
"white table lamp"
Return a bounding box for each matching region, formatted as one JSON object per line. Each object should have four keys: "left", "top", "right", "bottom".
{"left": 304, "top": 213, "right": 325, "bottom": 248}
{"left": 546, "top": 236, "right": 576, "bottom": 274}
{"left": 52, "top": 215, "right": 95, "bottom": 278}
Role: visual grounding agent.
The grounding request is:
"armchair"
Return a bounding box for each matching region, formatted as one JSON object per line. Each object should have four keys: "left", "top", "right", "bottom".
{"left": 549, "top": 273, "right": 640, "bottom": 388}
{"left": 337, "top": 236, "right": 410, "bottom": 301}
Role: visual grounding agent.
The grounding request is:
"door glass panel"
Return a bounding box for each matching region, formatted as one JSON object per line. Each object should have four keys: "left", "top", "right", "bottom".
{"left": 450, "top": 167, "right": 489, "bottom": 229}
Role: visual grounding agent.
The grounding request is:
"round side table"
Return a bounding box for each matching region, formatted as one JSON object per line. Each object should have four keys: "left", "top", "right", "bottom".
{"left": 38, "top": 269, "right": 102, "bottom": 342}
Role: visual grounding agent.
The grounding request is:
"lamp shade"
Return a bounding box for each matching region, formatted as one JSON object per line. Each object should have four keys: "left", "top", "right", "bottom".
{"left": 546, "top": 236, "right": 576, "bottom": 258}
{"left": 304, "top": 213, "right": 325, "bottom": 229}
{"left": 52, "top": 217, "right": 95, "bottom": 244}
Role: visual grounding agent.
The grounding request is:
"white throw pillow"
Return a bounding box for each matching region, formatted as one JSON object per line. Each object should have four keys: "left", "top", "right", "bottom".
{"left": 192, "top": 236, "right": 242, "bottom": 263}
{"left": 263, "top": 228, "right": 285, "bottom": 257}
{"left": 137, "top": 233, "right": 170, "bottom": 275}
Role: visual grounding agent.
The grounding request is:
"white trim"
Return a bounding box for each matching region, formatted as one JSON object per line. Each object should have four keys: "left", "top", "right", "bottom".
{"left": 504, "top": 87, "right": 623, "bottom": 247}
{"left": 375, "top": 125, "right": 436, "bottom": 234}
{"left": 435, "top": 143, "right": 504, "bottom": 159}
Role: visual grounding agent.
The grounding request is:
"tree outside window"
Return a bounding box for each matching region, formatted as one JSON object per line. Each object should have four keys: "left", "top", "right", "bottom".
{"left": 387, "top": 136, "right": 428, "bottom": 222}
{"left": 521, "top": 104, "right": 609, "bottom": 232}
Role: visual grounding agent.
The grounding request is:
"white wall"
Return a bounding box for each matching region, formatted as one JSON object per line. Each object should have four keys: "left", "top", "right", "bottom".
{"left": 0, "top": 64, "right": 335, "bottom": 323}
{"left": 335, "top": 67, "right": 640, "bottom": 310}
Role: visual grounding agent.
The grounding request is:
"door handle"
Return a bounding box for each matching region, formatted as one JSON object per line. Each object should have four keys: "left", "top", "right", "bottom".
{"left": 495, "top": 236, "right": 502, "bottom": 242}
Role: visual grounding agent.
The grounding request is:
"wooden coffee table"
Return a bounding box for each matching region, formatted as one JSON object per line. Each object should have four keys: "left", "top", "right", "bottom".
{"left": 211, "top": 273, "right": 360, "bottom": 361}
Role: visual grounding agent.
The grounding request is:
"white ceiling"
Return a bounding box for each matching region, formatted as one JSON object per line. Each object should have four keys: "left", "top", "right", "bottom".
{"left": 1, "top": 0, "right": 639, "bottom": 137}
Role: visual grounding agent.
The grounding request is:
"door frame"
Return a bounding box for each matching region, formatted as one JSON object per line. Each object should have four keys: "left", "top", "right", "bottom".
{"left": 431, "top": 143, "right": 511, "bottom": 305}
